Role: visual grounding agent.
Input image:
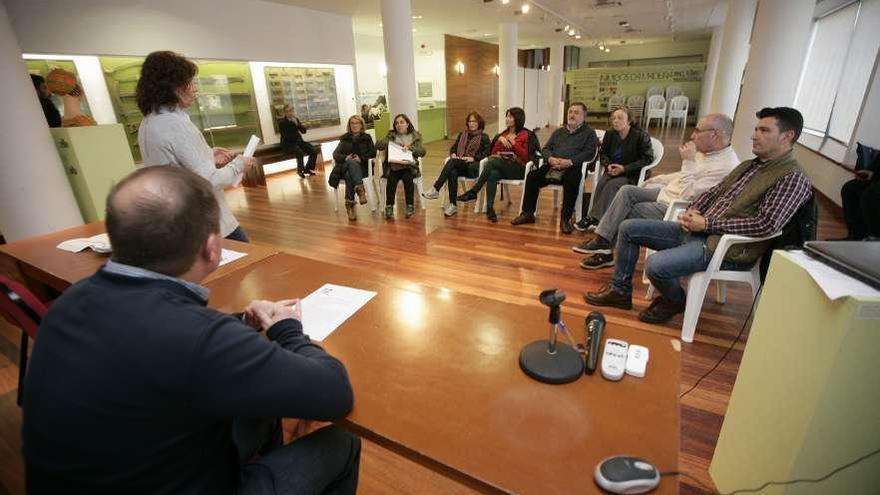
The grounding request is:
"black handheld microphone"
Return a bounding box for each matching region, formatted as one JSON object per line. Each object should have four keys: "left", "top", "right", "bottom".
{"left": 585, "top": 312, "right": 606, "bottom": 374}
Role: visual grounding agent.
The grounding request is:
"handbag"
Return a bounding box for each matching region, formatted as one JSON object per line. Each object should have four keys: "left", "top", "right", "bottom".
{"left": 545, "top": 167, "right": 565, "bottom": 183}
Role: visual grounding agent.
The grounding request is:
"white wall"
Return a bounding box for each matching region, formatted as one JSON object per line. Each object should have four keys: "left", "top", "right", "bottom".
{"left": 414, "top": 34, "right": 446, "bottom": 102}
{"left": 354, "top": 32, "right": 447, "bottom": 103}
{"left": 354, "top": 33, "right": 388, "bottom": 101}
{"left": 6, "top": 0, "right": 356, "bottom": 64}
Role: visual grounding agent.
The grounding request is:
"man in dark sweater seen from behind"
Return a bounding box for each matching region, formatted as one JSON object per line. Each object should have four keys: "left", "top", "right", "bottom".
{"left": 22, "top": 166, "right": 360, "bottom": 495}
{"left": 511, "top": 102, "right": 599, "bottom": 234}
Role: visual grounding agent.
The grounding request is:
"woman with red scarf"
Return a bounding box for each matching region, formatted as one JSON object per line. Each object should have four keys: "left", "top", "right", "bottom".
{"left": 421, "top": 112, "right": 491, "bottom": 217}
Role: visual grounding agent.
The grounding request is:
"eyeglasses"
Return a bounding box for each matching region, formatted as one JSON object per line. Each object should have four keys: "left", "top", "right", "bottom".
{"left": 693, "top": 127, "right": 717, "bottom": 134}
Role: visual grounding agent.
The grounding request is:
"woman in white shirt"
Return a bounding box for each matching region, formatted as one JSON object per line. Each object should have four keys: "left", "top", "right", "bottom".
{"left": 136, "top": 51, "right": 254, "bottom": 242}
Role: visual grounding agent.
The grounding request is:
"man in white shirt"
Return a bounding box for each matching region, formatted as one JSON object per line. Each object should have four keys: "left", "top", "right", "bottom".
{"left": 575, "top": 113, "right": 739, "bottom": 269}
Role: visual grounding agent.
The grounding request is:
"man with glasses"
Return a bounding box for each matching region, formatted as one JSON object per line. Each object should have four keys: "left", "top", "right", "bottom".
{"left": 575, "top": 113, "right": 739, "bottom": 269}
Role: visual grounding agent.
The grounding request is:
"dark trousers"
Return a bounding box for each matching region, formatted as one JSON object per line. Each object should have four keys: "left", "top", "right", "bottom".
{"left": 520, "top": 164, "right": 582, "bottom": 220}
{"left": 433, "top": 158, "right": 479, "bottom": 204}
{"left": 237, "top": 421, "right": 361, "bottom": 495}
{"left": 841, "top": 178, "right": 880, "bottom": 239}
{"left": 226, "top": 226, "right": 250, "bottom": 243}
{"left": 469, "top": 157, "right": 524, "bottom": 211}
{"left": 286, "top": 141, "right": 318, "bottom": 173}
{"left": 386, "top": 167, "right": 415, "bottom": 206}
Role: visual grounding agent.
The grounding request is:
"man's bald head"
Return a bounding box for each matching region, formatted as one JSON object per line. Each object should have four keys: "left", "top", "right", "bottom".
{"left": 106, "top": 166, "right": 219, "bottom": 276}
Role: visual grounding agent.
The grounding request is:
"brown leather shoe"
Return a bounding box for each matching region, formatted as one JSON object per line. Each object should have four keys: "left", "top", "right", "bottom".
{"left": 638, "top": 296, "right": 686, "bottom": 324}
{"left": 583, "top": 286, "right": 632, "bottom": 310}
{"left": 345, "top": 200, "right": 357, "bottom": 221}
{"left": 355, "top": 184, "right": 367, "bottom": 205}
{"left": 510, "top": 212, "right": 536, "bottom": 225}
{"left": 560, "top": 216, "right": 574, "bottom": 234}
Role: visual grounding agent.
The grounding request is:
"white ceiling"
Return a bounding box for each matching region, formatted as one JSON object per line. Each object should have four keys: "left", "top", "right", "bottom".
{"left": 264, "top": 0, "right": 724, "bottom": 48}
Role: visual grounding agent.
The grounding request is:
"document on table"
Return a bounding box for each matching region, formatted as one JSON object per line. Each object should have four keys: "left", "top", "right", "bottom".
{"left": 787, "top": 250, "right": 880, "bottom": 300}
{"left": 234, "top": 134, "right": 261, "bottom": 186}
{"left": 300, "top": 284, "right": 377, "bottom": 341}
{"left": 387, "top": 142, "right": 414, "bottom": 164}
{"left": 219, "top": 248, "right": 247, "bottom": 266}
{"left": 57, "top": 233, "right": 112, "bottom": 254}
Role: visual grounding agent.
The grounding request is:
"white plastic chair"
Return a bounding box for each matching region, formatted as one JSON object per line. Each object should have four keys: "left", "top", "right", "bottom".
{"left": 608, "top": 94, "right": 626, "bottom": 111}
{"left": 439, "top": 157, "right": 485, "bottom": 211}
{"left": 666, "top": 95, "right": 689, "bottom": 128}
{"left": 665, "top": 85, "right": 683, "bottom": 101}
{"left": 646, "top": 86, "right": 664, "bottom": 99}
{"left": 524, "top": 146, "right": 598, "bottom": 224}
{"left": 377, "top": 155, "right": 426, "bottom": 211}
{"left": 644, "top": 95, "right": 667, "bottom": 129}
{"left": 625, "top": 96, "right": 644, "bottom": 124}
{"left": 475, "top": 159, "right": 532, "bottom": 214}
{"left": 642, "top": 199, "right": 782, "bottom": 343}
{"left": 638, "top": 137, "right": 665, "bottom": 186}
{"left": 334, "top": 158, "right": 378, "bottom": 213}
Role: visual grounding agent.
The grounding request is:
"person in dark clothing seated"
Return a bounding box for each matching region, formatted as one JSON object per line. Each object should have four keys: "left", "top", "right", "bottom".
{"left": 330, "top": 115, "right": 376, "bottom": 221}
{"left": 457, "top": 107, "right": 531, "bottom": 223}
{"left": 31, "top": 74, "right": 61, "bottom": 128}
{"left": 22, "top": 166, "right": 360, "bottom": 495}
{"left": 421, "top": 111, "right": 491, "bottom": 217}
{"left": 839, "top": 143, "right": 880, "bottom": 240}
{"left": 376, "top": 113, "right": 427, "bottom": 220}
{"left": 511, "top": 102, "right": 599, "bottom": 234}
{"left": 279, "top": 104, "right": 318, "bottom": 177}
{"left": 576, "top": 107, "right": 654, "bottom": 231}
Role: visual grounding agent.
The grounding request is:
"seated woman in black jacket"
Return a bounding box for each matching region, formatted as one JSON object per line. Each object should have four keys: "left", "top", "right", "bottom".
{"left": 421, "top": 111, "right": 491, "bottom": 217}
{"left": 375, "top": 114, "right": 426, "bottom": 220}
{"left": 579, "top": 107, "right": 654, "bottom": 230}
{"left": 330, "top": 115, "right": 376, "bottom": 221}
{"left": 279, "top": 105, "right": 318, "bottom": 177}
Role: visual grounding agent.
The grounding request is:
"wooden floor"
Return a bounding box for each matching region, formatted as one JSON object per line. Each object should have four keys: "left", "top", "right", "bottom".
{"left": 0, "top": 124, "right": 847, "bottom": 494}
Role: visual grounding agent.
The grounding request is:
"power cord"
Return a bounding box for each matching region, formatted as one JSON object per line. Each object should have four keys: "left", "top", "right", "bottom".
{"left": 659, "top": 446, "right": 880, "bottom": 494}
{"left": 679, "top": 287, "right": 761, "bottom": 399}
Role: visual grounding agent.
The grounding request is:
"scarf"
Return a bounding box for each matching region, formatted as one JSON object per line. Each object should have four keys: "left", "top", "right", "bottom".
{"left": 456, "top": 130, "right": 483, "bottom": 158}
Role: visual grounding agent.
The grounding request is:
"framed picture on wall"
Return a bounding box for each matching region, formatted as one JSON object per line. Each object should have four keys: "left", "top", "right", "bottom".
{"left": 418, "top": 81, "right": 433, "bottom": 99}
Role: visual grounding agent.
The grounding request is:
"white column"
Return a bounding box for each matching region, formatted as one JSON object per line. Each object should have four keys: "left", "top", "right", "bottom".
{"left": 731, "top": 0, "right": 814, "bottom": 159}
{"left": 709, "top": 0, "right": 758, "bottom": 118}
{"left": 498, "top": 22, "right": 518, "bottom": 128}
{"left": 698, "top": 25, "right": 724, "bottom": 118}
{"left": 380, "top": 0, "right": 418, "bottom": 128}
{"left": 0, "top": 1, "right": 82, "bottom": 241}
{"left": 548, "top": 40, "right": 565, "bottom": 126}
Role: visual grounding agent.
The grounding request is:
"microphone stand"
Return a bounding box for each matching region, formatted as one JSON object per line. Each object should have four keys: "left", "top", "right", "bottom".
{"left": 519, "top": 289, "right": 585, "bottom": 384}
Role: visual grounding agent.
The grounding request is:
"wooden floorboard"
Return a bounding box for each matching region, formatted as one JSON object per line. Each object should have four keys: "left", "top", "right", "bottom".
{"left": 0, "top": 124, "right": 847, "bottom": 494}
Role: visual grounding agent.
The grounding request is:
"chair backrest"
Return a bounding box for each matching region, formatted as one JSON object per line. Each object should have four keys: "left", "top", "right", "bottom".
{"left": 626, "top": 95, "right": 644, "bottom": 109}
{"left": 665, "top": 86, "right": 683, "bottom": 100}
{"left": 0, "top": 276, "right": 47, "bottom": 340}
{"left": 647, "top": 95, "right": 666, "bottom": 111}
{"left": 759, "top": 194, "right": 818, "bottom": 281}
{"left": 608, "top": 94, "right": 626, "bottom": 110}
{"left": 670, "top": 95, "right": 689, "bottom": 112}
{"left": 595, "top": 129, "right": 605, "bottom": 143}
{"left": 646, "top": 86, "right": 663, "bottom": 98}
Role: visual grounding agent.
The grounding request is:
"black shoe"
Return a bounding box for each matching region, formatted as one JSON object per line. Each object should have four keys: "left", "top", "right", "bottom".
{"left": 574, "top": 217, "right": 598, "bottom": 232}
{"left": 560, "top": 216, "right": 574, "bottom": 235}
{"left": 638, "top": 296, "right": 686, "bottom": 324}
{"left": 457, "top": 190, "right": 478, "bottom": 202}
{"left": 579, "top": 253, "right": 615, "bottom": 270}
{"left": 297, "top": 170, "right": 306, "bottom": 178}
{"left": 510, "top": 212, "right": 536, "bottom": 225}
{"left": 572, "top": 236, "right": 612, "bottom": 255}
{"left": 583, "top": 286, "right": 632, "bottom": 310}
{"left": 487, "top": 209, "right": 498, "bottom": 223}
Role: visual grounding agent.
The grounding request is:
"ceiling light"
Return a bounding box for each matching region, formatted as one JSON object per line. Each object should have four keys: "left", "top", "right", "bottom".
{"left": 412, "top": 15, "right": 423, "bottom": 20}
{"left": 568, "top": 28, "right": 575, "bottom": 36}
{"left": 521, "top": 4, "right": 530, "bottom": 13}
{"left": 412, "top": 28, "right": 417, "bottom": 32}
{"left": 564, "top": 24, "right": 570, "bottom": 31}
{"left": 483, "top": 33, "right": 493, "bottom": 37}
{"left": 501, "top": 0, "right": 510, "bottom": 4}
{"left": 575, "top": 34, "right": 582, "bottom": 39}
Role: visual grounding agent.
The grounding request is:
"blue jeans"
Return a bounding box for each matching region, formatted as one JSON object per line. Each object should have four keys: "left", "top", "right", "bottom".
{"left": 342, "top": 160, "right": 364, "bottom": 201}
{"left": 612, "top": 219, "right": 710, "bottom": 303}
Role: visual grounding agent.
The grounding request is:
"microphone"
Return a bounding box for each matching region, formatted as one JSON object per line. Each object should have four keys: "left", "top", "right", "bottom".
{"left": 585, "top": 312, "right": 605, "bottom": 375}
{"left": 519, "top": 289, "right": 584, "bottom": 384}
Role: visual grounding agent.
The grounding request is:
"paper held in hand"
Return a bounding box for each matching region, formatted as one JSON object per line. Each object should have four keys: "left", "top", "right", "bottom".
{"left": 299, "top": 284, "right": 377, "bottom": 341}
{"left": 234, "top": 134, "right": 261, "bottom": 186}
{"left": 387, "top": 142, "right": 414, "bottom": 164}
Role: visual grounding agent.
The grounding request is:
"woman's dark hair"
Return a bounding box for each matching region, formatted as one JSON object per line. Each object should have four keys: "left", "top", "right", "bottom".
{"left": 506, "top": 107, "right": 526, "bottom": 133}
{"left": 465, "top": 111, "right": 485, "bottom": 131}
{"left": 136, "top": 51, "right": 198, "bottom": 115}
{"left": 391, "top": 113, "right": 415, "bottom": 134}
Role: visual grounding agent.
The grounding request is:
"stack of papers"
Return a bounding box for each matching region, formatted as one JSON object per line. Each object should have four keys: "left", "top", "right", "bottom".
{"left": 787, "top": 250, "right": 880, "bottom": 300}
{"left": 219, "top": 249, "right": 247, "bottom": 266}
{"left": 387, "top": 142, "right": 414, "bottom": 164}
{"left": 300, "top": 284, "right": 377, "bottom": 341}
{"left": 57, "top": 233, "right": 112, "bottom": 254}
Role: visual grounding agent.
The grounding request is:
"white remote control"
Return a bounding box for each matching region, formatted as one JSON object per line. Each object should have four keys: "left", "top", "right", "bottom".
{"left": 625, "top": 345, "right": 649, "bottom": 378}
{"left": 601, "top": 339, "right": 628, "bottom": 381}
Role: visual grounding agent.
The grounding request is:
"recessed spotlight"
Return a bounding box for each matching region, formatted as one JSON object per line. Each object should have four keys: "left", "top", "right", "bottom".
{"left": 501, "top": 0, "right": 510, "bottom": 4}
{"left": 483, "top": 33, "right": 493, "bottom": 37}
{"left": 564, "top": 24, "right": 570, "bottom": 31}
{"left": 575, "top": 34, "right": 582, "bottom": 39}
{"left": 568, "top": 28, "right": 575, "bottom": 36}
{"left": 521, "top": 3, "right": 530, "bottom": 13}
{"left": 412, "top": 28, "right": 417, "bottom": 32}
{"left": 413, "top": 15, "right": 423, "bottom": 20}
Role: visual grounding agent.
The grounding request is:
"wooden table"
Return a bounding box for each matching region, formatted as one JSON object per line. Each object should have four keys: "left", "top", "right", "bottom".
{"left": 0, "top": 222, "right": 280, "bottom": 298}
{"left": 206, "top": 253, "right": 681, "bottom": 494}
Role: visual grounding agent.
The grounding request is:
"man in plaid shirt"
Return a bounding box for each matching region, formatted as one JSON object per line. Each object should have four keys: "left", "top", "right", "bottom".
{"left": 584, "top": 107, "right": 812, "bottom": 324}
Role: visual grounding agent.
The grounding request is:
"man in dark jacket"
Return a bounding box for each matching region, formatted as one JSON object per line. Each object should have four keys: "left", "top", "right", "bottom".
{"left": 839, "top": 143, "right": 880, "bottom": 240}
{"left": 31, "top": 74, "right": 61, "bottom": 128}
{"left": 22, "top": 166, "right": 360, "bottom": 494}
{"left": 279, "top": 105, "right": 318, "bottom": 177}
{"left": 511, "top": 102, "right": 599, "bottom": 234}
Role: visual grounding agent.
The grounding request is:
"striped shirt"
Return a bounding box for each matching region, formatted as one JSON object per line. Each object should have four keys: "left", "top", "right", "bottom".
{"left": 691, "top": 158, "right": 812, "bottom": 237}
{"left": 138, "top": 106, "right": 245, "bottom": 237}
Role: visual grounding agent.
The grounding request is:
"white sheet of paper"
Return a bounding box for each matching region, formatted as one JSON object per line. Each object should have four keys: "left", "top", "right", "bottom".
{"left": 219, "top": 248, "right": 247, "bottom": 267}
{"left": 243, "top": 134, "right": 261, "bottom": 158}
{"left": 387, "top": 142, "right": 414, "bottom": 164}
{"left": 787, "top": 250, "right": 880, "bottom": 300}
{"left": 299, "top": 283, "right": 377, "bottom": 341}
{"left": 57, "top": 233, "right": 111, "bottom": 253}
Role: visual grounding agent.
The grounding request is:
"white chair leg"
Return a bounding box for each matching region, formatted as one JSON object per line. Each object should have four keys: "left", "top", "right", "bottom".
{"left": 681, "top": 273, "right": 711, "bottom": 343}
{"left": 334, "top": 186, "right": 340, "bottom": 212}
{"left": 363, "top": 180, "right": 377, "bottom": 212}
{"left": 415, "top": 177, "right": 426, "bottom": 209}
{"left": 715, "top": 281, "right": 727, "bottom": 304}
{"left": 645, "top": 284, "right": 656, "bottom": 301}
{"left": 518, "top": 184, "right": 527, "bottom": 215}
{"left": 379, "top": 178, "right": 387, "bottom": 210}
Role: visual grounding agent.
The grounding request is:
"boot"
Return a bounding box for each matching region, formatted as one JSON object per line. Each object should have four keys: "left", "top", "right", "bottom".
{"left": 345, "top": 200, "right": 357, "bottom": 221}
{"left": 355, "top": 184, "right": 367, "bottom": 205}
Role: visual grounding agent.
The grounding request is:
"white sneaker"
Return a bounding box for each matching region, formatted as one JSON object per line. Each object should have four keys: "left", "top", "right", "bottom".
{"left": 443, "top": 204, "right": 458, "bottom": 217}
{"left": 421, "top": 187, "right": 440, "bottom": 200}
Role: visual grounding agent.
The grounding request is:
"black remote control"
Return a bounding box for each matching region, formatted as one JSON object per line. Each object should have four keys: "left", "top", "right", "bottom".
{"left": 585, "top": 312, "right": 605, "bottom": 374}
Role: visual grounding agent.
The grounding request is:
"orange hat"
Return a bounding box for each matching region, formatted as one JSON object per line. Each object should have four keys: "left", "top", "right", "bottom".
{"left": 46, "top": 68, "right": 78, "bottom": 96}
